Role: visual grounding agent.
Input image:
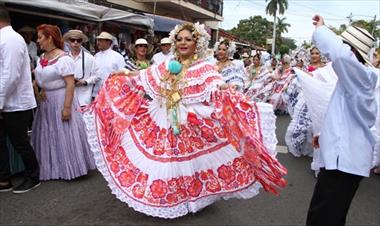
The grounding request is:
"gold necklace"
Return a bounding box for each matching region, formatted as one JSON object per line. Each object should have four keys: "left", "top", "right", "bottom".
{"left": 217, "top": 59, "right": 231, "bottom": 72}
{"left": 159, "top": 59, "right": 191, "bottom": 135}
{"left": 44, "top": 47, "right": 58, "bottom": 60}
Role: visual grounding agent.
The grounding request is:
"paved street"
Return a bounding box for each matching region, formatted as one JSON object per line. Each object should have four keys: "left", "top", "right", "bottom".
{"left": 1, "top": 115, "right": 379, "bottom": 226}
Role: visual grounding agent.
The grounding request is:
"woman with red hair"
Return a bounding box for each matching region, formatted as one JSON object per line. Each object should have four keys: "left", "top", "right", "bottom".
{"left": 32, "top": 24, "right": 95, "bottom": 180}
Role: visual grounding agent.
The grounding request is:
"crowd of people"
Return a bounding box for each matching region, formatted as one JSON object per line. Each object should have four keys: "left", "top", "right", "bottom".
{"left": 1, "top": 4, "right": 379, "bottom": 224}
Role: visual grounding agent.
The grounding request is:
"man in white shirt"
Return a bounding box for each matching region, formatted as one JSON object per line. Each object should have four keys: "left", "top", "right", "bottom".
{"left": 0, "top": 6, "right": 40, "bottom": 194}
{"left": 92, "top": 32, "right": 125, "bottom": 98}
{"left": 63, "top": 30, "right": 100, "bottom": 106}
{"left": 306, "top": 15, "right": 378, "bottom": 226}
{"left": 152, "top": 37, "right": 173, "bottom": 65}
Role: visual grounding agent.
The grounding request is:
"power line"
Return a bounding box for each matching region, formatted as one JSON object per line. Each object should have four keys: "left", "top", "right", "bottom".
{"left": 291, "top": 1, "right": 346, "bottom": 19}
{"left": 223, "top": 1, "right": 347, "bottom": 22}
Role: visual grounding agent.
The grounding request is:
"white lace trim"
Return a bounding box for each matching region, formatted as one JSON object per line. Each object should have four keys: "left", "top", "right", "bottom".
{"left": 256, "top": 102, "right": 278, "bottom": 156}
{"left": 83, "top": 110, "right": 264, "bottom": 219}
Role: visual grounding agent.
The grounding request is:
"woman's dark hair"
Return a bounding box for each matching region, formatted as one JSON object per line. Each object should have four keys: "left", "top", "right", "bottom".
{"left": 233, "top": 52, "right": 240, "bottom": 60}
{"left": 0, "top": 6, "right": 10, "bottom": 23}
{"left": 253, "top": 54, "right": 261, "bottom": 60}
{"left": 220, "top": 39, "right": 231, "bottom": 48}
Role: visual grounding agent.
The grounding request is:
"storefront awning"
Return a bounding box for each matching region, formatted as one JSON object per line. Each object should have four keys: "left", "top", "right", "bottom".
{"left": 145, "top": 13, "right": 185, "bottom": 32}
{"left": 0, "top": 0, "right": 154, "bottom": 29}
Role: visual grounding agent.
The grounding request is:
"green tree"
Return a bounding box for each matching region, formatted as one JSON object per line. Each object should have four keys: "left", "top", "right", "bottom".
{"left": 265, "top": 0, "right": 288, "bottom": 55}
{"left": 281, "top": 37, "right": 297, "bottom": 50}
{"left": 230, "top": 15, "right": 273, "bottom": 47}
{"left": 279, "top": 44, "right": 289, "bottom": 55}
{"left": 329, "top": 24, "right": 347, "bottom": 35}
{"left": 275, "top": 17, "right": 291, "bottom": 50}
{"left": 351, "top": 19, "right": 380, "bottom": 37}
{"left": 278, "top": 37, "right": 296, "bottom": 55}
{"left": 330, "top": 19, "right": 379, "bottom": 38}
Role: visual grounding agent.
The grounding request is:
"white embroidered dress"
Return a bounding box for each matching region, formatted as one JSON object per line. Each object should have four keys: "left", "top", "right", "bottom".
{"left": 83, "top": 59, "right": 286, "bottom": 218}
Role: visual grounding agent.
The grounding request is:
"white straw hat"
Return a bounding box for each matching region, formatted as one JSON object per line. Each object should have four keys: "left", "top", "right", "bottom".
{"left": 241, "top": 52, "right": 250, "bottom": 58}
{"left": 18, "top": 26, "right": 36, "bottom": 34}
{"left": 340, "top": 25, "right": 375, "bottom": 65}
{"left": 160, "top": 37, "right": 171, "bottom": 45}
{"left": 96, "top": 31, "right": 113, "bottom": 41}
{"left": 135, "top": 38, "right": 148, "bottom": 45}
{"left": 63, "top": 30, "right": 89, "bottom": 43}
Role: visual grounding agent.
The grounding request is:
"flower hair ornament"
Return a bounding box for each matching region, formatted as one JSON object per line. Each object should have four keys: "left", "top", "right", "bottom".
{"left": 213, "top": 37, "right": 237, "bottom": 58}
{"left": 169, "top": 22, "right": 210, "bottom": 60}
{"left": 308, "top": 45, "right": 328, "bottom": 64}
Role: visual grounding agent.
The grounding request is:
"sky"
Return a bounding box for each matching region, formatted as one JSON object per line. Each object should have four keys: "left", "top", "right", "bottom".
{"left": 220, "top": 0, "right": 380, "bottom": 45}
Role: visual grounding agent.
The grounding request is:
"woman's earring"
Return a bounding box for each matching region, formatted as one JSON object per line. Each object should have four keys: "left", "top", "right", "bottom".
{"left": 193, "top": 53, "right": 198, "bottom": 61}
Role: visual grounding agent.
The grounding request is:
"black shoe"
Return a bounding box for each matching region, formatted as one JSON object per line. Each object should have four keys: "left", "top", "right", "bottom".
{"left": 0, "top": 181, "right": 13, "bottom": 192}
{"left": 12, "top": 178, "right": 41, "bottom": 194}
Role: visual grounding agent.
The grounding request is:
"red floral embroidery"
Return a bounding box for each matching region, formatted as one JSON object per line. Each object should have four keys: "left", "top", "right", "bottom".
{"left": 136, "top": 172, "right": 148, "bottom": 184}
{"left": 118, "top": 171, "right": 137, "bottom": 188}
{"left": 150, "top": 179, "right": 168, "bottom": 199}
{"left": 217, "top": 165, "right": 236, "bottom": 184}
{"left": 200, "top": 126, "right": 217, "bottom": 143}
{"left": 132, "top": 184, "right": 146, "bottom": 199}
{"left": 166, "top": 193, "right": 178, "bottom": 204}
{"left": 187, "top": 178, "right": 203, "bottom": 197}
{"left": 90, "top": 61, "right": 288, "bottom": 206}
{"left": 110, "top": 162, "right": 120, "bottom": 174}
{"left": 187, "top": 112, "right": 201, "bottom": 125}
{"left": 202, "top": 170, "right": 222, "bottom": 193}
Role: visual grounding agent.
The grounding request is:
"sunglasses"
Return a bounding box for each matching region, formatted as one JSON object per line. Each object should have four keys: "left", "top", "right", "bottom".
{"left": 69, "top": 38, "right": 83, "bottom": 43}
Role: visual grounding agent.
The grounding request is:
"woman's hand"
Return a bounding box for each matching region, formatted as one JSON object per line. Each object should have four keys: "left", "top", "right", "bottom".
{"left": 110, "top": 71, "right": 127, "bottom": 77}
{"left": 62, "top": 107, "right": 71, "bottom": 121}
{"left": 217, "top": 83, "right": 229, "bottom": 90}
{"left": 37, "top": 89, "right": 47, "bottom": 102}
{"left": 312, "top": 135, "right": 320, "bottom": 149}
{"left": 110, "top": 68, "right": 138, "bottom": 77}
{"left": 75, "top": 79, "right": 87, "bottom": 86}
{"left": 312, "top": 15, "right": 325, "bottom": 28}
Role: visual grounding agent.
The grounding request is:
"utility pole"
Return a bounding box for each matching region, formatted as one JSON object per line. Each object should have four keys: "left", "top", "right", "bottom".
{"left": 347, "top": 12, "right": 353, "bottom": 25}
{"left": 372, "top": 15, "right": 377, "bottom": 36}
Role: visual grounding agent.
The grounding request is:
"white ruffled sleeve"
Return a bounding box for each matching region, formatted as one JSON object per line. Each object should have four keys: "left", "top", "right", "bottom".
{"left": 57, "top": 55, "right": 75, "bottom": 77}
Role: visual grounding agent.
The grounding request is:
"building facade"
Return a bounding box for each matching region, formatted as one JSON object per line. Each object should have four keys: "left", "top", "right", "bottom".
{"left": 90, "top": 0, "right": 223, "bottom": 44}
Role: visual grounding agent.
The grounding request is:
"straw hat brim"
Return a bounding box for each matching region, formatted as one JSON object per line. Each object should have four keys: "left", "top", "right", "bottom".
{"left": 130, "top": 43, "right": 154, "bottom": 55}
{"left": 63, "top": 31, "right": 89, "bottom": 43}
{"left": 340, "top": 26, "right": 374, "bottom": 66}
{"left": 341, "top": 37, "right": 373, "bottom": 66}
{"left": 18, "top": 26, "right": 36, "bottom": 34}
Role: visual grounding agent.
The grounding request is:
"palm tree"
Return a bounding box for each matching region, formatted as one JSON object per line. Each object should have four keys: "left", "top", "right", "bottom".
{"left": 265, "top": 0, "right": 288, "bottom": 55}
{"left": 276, "top": 17, "right": 290, "bottom": 46}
